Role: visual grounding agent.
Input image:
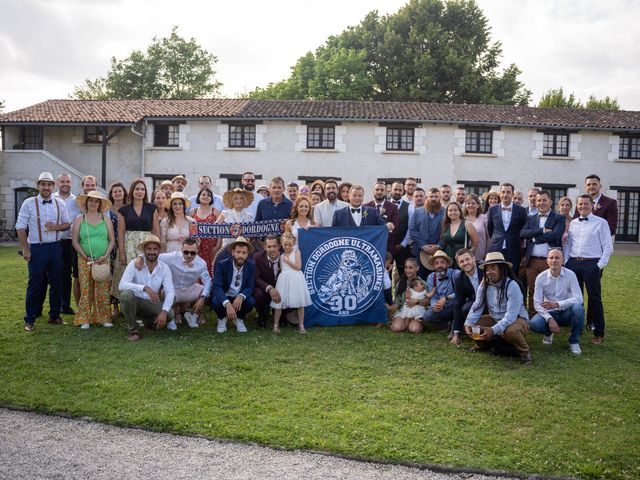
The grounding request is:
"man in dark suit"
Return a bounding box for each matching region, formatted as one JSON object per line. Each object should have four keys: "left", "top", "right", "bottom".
{"left": 211, "top": 236, "right": 256, "bottom": 334}
{"left": 582, "top": 174, "right": 618, "bottom": 239}
{"left": 451, "top": 248, "right": 481, "bottom": 345}
{"left": 520, "top": 190, "right": 565, "bottom": 316}
{"left": 332, "top": 185, "right": 395, "bottom": 233}
{"left": 364, "top": 181, "right": 399, "bottom": 253}
{"left": 389, "top": 181, "right": 412, "bottom": 276}
{"left": 487, "top": 182, "right": 528, "bottom": 275}
{"left": 253, "top": 235, "right": 282, "bottom": 328}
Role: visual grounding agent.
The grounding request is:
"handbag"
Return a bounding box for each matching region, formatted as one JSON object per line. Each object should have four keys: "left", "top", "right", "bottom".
{"left": 84, "top": 215, "right": 111, "bottom": 282}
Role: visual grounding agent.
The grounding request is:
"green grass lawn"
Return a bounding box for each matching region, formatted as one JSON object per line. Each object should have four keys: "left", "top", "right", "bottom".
{"left": 1, "top": 245, "right": 638, "bottom": 479}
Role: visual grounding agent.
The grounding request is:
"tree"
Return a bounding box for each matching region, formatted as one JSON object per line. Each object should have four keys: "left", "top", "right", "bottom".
{"left": 250, "top": 0, "right": 531, "bottom": 105}
{"left": 71, "top": 26, "right": 221, "bottom": 99}
{"left": 538, "top": 88, "right": 620, "bottom": 110}
{"left": 0, "top": 99, "right": 4, "bottom": 113}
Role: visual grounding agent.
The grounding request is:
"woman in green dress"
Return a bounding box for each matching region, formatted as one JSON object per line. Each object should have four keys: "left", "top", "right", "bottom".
{"left": 439, "top": 202, "right": 478, "bottom": 269}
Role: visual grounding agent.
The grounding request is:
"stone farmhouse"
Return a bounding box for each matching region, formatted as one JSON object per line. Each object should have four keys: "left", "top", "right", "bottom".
{"left": 1, "top": 99, "right": 639, "bottom": 242}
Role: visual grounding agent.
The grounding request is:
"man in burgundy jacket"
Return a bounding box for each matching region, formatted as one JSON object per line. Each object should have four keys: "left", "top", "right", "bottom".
{"left": 579, "top": 174, "right": 618, "bottom": 239}
{"left": 363, "top": 181, "right": 399, "bottom": 254}
{"left": 253, "top": 235, "right": 282, "bottom": 328}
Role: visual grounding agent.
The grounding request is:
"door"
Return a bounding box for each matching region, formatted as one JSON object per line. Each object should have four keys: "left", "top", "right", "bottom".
{"left": 616, "top": 190, "right": 640, "bottom": 242}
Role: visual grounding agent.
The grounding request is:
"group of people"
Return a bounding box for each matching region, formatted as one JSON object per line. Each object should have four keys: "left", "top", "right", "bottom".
{"left": 16, "top": 170, "right": 615, "bottom": 364}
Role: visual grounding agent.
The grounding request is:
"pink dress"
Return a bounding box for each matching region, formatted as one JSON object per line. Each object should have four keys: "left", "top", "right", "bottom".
{"left": 470, "top": 213, "right": 490, "bottom": 263}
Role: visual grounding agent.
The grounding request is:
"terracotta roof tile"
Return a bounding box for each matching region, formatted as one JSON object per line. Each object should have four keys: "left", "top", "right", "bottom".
{"left": 1, "top": 99, "right": 639, "bottom": 131}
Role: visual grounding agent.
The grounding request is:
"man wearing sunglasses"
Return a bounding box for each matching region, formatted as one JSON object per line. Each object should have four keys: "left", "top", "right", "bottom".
{"left": 135, "top": 237, "right": 212, "bottom": 329}
{"left": 211, "top": 236, "right": 256, "bottom": 333}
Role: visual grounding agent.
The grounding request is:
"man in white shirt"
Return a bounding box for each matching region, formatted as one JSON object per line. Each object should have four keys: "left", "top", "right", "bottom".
{"left": 119, "top": 234, "right": 175, "bottom": 342}
{"left": 529, "top": 249, "right": 585, "bottom": 354}
{"left": 54, "top": 173, "right": 82, "bottom": 314}
{"left": 16, "top": 172, "right": 71, "bottom": 331}
{"left": 565, "top": 194, "right": 613, "bottom": 345}
{"left": 135, "top": 237, "right": 211, "bottom": 329}
{"left": 313, "top": 179, "right": 347, "bottom": 227}
{"left": 402, "top": 177, "right": 417, "bottom": 203}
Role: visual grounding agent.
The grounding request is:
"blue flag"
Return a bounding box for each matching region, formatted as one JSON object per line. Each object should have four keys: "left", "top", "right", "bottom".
{"left": 298, "top": 226, "right": 388, "bottom": 327}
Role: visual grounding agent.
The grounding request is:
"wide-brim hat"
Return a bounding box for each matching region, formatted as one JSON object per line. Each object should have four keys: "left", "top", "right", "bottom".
{"left": 160, "top": 180, "right": 175, "bottom": 190}
{"left": 482, "top": 190, "right": 500, "bottom": 203}
{"left": 168, "top": 191, "right": 190, "bottom": 210}
{"left": 76, "top": 191, "right": 112, "bottom": 212}
{"left": 419, "top": 251, "right": 434, "bottom": 270}
{"left": 256, "top": 185, "right": 269, "bottom": 194}
{"left": 223, "top": 188, "right": 254, "bottom": 209}
{"left": 37, "top": 171, "right": 54, "bottom": 184}
{"left": 479, "top": 251, "right": 513, "bottom": 269}
{"left": 137, "top": 234, "right": 166, "bottom": 252}
{"left": 226, "top": 236, "right": 254, "bottom": 254}
{"left": 309, "top": 179, "right": 325, "bottom": 192}
{"left": 426, "top": 250, "right": 453, "bottom": 269}
{"left": 171, "top": 175, "right": 188, "bottom": 186}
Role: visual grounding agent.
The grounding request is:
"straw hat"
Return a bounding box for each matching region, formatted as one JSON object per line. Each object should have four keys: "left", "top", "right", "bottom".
{"left": 482, "top": 190, "right": 500, "bottom": 203}
{"left": 137, "top": 234, "right": 166, "bottom": 252}
{"left": 309, "top": 179, "right": 325, "bottom": 192}
{"left": 426, "top": 250, "right": 453, "bottom": 270}
{"left": 226, "top": 236, "right": 254, "bottom": 254}
{"left": 168, "top": 191, "right": 191, "bottom": 210}
{"left": 76, "top": 190, "right": 112, "bottom": 212}
{"left": 160, "top": 180, "right": 175, "bottom": 191}
{"left": 256, "top": 185, "right": 269, "bottom": 195}
{"left": 419, "top": 251, "right": 434, "bottom": 270}
{"left": 171, "top": 175, "right": 188, "bottom": 186}
{"left": 36, "top": 172, "right": 54, "bottom": 184}
{"left": 479, "top": 251, "right": 513, "bottom": 269}
{"left": 223, "top": 188, "right": 254, "bottom": 209}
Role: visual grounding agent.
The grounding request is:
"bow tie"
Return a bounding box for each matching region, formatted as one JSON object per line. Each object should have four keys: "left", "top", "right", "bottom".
{"left": 351, "top": 208, "right": 360, "bottom": 214}
{"left": 502, "top": 207, "right": 511, "bottom": 212}
{"left": 42, "top": 200, "right": 52, "bottom": 204}
{"left": 393, "top": 200, "right": 401, "bottom": 205}
{"left": 539, "top": 213, "right": 548, "bottom": 218}
{"left": 579, "top": 217, "right": 588, "bottom": 222}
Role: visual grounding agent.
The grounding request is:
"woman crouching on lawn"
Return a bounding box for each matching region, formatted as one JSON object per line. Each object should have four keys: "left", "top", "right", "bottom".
{"left": 72, "top": 191, "right": 115, "bottom": 329}
{"left": 388, "top": 257, "right": 430, "bottom": 333}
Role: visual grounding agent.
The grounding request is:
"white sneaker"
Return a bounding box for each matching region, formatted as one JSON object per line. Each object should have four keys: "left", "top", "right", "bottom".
{"left": 184, "top": 312, "right": 199, "bottom": 329}
{"left": 103, "top": 322, "right": 113, "bottom": 328}
{"left": 217, "top": 318, "right": 227, "bottom": 333}
{"left": 542, "top": 334, "right": 554, "bottom": 345}
{"left": 570, "top": 343, "right": 582, "bottom": 355}
{"left": 235, "top": 319, "right": 247, "bottom": 333}
{"left": 80, "top": 323, "right": 90, "bottom": 330}
{"left": 166, "top": 320, "right": 177, "bottom": 331}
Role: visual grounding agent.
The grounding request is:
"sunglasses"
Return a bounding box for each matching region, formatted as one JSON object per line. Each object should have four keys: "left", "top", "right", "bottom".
{"left": 235, "top": 272, "right": 241, "bottom": 287}
{"left": 182, "top": 250, "right": 197, "bottom": 256}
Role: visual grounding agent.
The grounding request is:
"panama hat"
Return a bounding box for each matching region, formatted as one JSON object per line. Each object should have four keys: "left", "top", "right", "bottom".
{"left": 76, "top": 190, "right": 112, "bottom": 212}
{"left": 226, "top": 235, "right": 254, "bottom": 254}
{"left": 479, "top": 251, "right": 513, "bottom": 269}
{"left": 36, "top": 172, "right": 55, "bottom": 184}
{"left": 171, "top": 175, "right": 188, "bottom": 186}
{"left": 256, "top": 185, "right": 269, "bottom": 195}
{"left": 223, "top": 188, "right": 254, "bottom": 209}
{"left": 160, "top": 180, "right": 175, "bottom": 190}
{"left": 137, "top": 234, "right": 166, "bottom": 252}
{"left": 482, "top": 190, "right": 500, "bottom": 203}
{"left": 426, "top": 250, "right": 453, "bottom": 270}
{"left": 419, "top": 251, "right": 434, "bottom": 270}
{"left": 168, "top": 191, "right": 191, "bottom": 210}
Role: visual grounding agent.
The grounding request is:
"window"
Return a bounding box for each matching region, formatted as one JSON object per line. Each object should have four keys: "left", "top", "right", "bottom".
{"left": 465, "top": 130, "right": 493, "bottom": 154}
{"left": 386, "top": 127, "right": 414, "bottom": 151}
{"left": 84, "top": 126, "right": 108, "bottom": 144}
{"left": 149, "top": 175, "right": 178, "bottom": 190}
{"left": 220, "top": 173, "right": 263, "bottom": 191}
{"left": 229, "top": 124, "right": 256, "bottom": 148}
{"left": 14, "top": 187, "right": 38, "bottom": 222}
{"left": 543, "top": 132, "right": 569, "bottom": 156}
{"left": 306, "top": 126, "right": 335, "bottom": 149}
{"left": 615, "top": 189, "right": 640, "bottom": 242}
{"left": 619, "top": 137, "right": 640, "bottom": 159}
{"left": 20, "top": 126, "right": 43, "bottom": 149}
{"left": 465, "top": 184, "right": 493, "bottom": 196}
{"left": 154, "top": 124, "right": 180, "bottom": 147}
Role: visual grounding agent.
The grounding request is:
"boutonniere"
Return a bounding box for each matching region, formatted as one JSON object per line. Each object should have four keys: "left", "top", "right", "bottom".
{"left": 362, "top": 209, "right": 369, "bottom": 219}
{"left": 594, "top": 203, "right": 601, "bottom": 211}
{"left": 380, "top": 207, "right": 386, "bottom": 216}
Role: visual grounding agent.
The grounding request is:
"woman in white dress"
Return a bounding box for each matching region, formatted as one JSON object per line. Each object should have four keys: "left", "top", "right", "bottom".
{"left": 284, "top": 195, "right": 315, "bottom": 248}
{"left": 214, "top": 188, "right": 254, "bottom": 263}
{"left": 271, "top": 233, "right": 312, "bottom": 334}
{"left": 160, "top": 192, "right": 194, "bottom": 253}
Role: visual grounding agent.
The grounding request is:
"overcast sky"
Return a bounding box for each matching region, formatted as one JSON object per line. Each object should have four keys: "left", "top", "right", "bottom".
{"left": 1, "top": 0, "right": 639, "bottom": 112}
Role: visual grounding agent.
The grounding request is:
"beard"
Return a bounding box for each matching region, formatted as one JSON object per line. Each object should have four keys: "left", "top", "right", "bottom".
{"left": 243, "top": 184, "right": 255, "bottom": 191}
{"left": 326, "top": 191, "right": 337, "bottom": 201}
{"left": 426, "top": 201, "right": 441, "bottom": 214}
{"left": 145, "top": 253, "right": 158, "bottom": 263}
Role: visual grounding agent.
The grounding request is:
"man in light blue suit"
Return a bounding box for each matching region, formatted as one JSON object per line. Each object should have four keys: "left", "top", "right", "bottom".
{"left": 409, "top": 187, "right": 445, "bottom": 278}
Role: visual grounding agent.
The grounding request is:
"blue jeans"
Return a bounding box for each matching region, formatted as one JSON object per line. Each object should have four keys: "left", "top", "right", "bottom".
{"left": 529, "top": 303, "right": 585, "bottom": 344}
{"left": 423, "top": 301, "right": 454, "bottom": 328}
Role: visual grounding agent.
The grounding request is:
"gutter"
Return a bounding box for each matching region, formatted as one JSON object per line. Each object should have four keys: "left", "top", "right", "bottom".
{"left": 130, "top": 123, "right": 145, "bottom": 179}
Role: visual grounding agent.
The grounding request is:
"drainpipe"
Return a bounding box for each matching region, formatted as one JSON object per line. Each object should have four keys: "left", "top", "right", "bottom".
{"left": 130, "top": 122, "right": 145, "bottom": 178}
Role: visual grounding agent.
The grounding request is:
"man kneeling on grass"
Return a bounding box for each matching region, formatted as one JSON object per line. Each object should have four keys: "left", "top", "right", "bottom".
{"left": 529, "top": 248, "right": 584, "bottom": 355}
{"left": 464, "top": 252, "right": 532, "bottom": 364}
{"left": 119, "top": 234, "right": 175, "bottom": 342}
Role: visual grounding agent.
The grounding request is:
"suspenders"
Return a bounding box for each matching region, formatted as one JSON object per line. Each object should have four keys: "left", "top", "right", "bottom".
{"left": 33, "top": 197, "right": 61, "bottom": 243}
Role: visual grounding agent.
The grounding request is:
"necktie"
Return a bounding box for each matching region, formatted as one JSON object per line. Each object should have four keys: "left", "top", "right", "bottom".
{"left": 502, "top": 207, "right": 511, "bottom": 212}
{"left": 42, "top": 200, "right": 52, "bottom": 204}
{"left": 269, "top": 259, "right": 278, "bottom": 278}
{"left": 376, "top": 205, "right": 382, "bottom": 213}
{"left": 579, "top": 217, "right": 588, "bottom": 222}
{"left": 351, "top": 208, "right": 360, "bottom": 214}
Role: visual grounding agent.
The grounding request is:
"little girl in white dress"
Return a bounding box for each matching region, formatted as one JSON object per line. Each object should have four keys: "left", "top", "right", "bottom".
{"left": 271, "top": 232, "right": 312, "bottom": 333}
{"left": 395, "top": 278, "right": 428, "bottom": 322}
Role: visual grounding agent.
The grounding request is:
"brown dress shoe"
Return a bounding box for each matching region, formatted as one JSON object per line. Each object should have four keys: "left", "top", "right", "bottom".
{"left": 48, "top": 318, "right": 64, "bottom": 325}
{"left": 520, "top": 353, "right": 532, "bottom": 365}
{"left": 591, "top": 336, "right": 603, "bottom": 345}
{"left": 128, "top": 332, "right": 140, "bottom": 342}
